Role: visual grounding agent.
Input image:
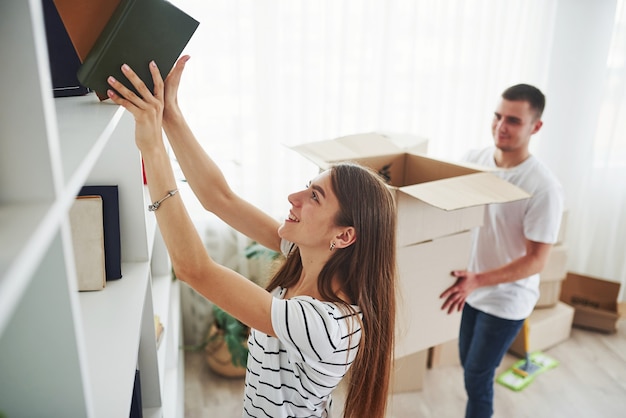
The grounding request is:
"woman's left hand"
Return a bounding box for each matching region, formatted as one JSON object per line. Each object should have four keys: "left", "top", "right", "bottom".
{"left": 106, "top": 61, "right": 165, "bottom": 154}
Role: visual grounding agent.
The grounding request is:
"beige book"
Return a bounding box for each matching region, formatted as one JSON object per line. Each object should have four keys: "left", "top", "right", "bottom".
{"left": 69, "top": 195, "right": 106, "bottom": 291}
{"left": 154, "top": 315, "right": 164, "bottom": 349}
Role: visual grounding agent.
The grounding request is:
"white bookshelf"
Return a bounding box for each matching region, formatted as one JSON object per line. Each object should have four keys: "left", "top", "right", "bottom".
{"left": 0, "top": 0, "right": 183, "bottom": 417}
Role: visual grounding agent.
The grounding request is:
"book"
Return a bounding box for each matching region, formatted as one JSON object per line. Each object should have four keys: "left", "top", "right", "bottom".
{"left": 79, "top": 186, "right": 122, "bottom": 280}
{"left": 42, "top": 0, "right": 89, "bottom": 97}
{"left": 154, "top": 314, "right": 164, "bottom": 349}
{"left": 69, "top": 196, "right": 106, "bottom": 291}
{"left": 76, "top": 0, "right": 200, "bottom": 100}
{"left": 129, "top": 369, "right": 143, "bottom": 418}
{"left": 52, "top": 0, "right": 122, "bottom": 62}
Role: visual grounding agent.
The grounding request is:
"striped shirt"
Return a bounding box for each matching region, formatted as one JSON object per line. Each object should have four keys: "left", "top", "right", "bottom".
{"left": 242, "top": 287, "right": 362, "bottom": 418}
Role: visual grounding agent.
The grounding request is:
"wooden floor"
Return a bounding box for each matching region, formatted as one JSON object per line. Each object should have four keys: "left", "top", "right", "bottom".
{"left": 184, "top": 319, "right": 626, "bottom": 417}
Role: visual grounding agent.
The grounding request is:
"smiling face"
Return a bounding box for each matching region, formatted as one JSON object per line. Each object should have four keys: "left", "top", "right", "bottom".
{"left": 491, "top": 99, "right": 543, "bottom": 155}
{"left": 278, "top": 170, "right": 344, "bottom": 251}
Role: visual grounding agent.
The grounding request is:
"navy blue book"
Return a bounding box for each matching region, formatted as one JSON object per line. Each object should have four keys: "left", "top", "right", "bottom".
{"left": 41, "top": 0, "right": 89, "bottom": 97}
{"left": 79, "top": 185, "right": 122, "bottom": 280}
{"left": 129, "top": 369, "right": 143, "bottom": 418}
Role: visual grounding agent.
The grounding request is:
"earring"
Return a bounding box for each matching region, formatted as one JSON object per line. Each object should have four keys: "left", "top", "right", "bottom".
{"left": 329, "top": 241, "right": 336, "bottom": 251}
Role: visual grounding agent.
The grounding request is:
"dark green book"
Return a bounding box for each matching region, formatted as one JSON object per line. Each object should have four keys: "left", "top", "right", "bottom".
{"left": 77, "top": 0, "right": 199, "bottom": 100}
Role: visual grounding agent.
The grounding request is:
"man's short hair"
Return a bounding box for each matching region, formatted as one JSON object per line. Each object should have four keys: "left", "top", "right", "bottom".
{"left": 502, "top": 84, "right": 546, "bottom": 120}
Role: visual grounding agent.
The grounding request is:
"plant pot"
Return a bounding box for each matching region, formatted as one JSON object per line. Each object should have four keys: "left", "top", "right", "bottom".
{"left": 205, "top": 323, "right": 248, "bottom": 378}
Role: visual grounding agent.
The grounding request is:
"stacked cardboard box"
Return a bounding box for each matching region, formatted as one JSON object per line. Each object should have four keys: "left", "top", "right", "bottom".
{"left": 536, "top": 210, "right": 569, "bottom": 308}
{"left": 537, "top": 244, "right": 568, "bottom": 307}
{"left": 392, "top": 349, "right": 429, "bottom": 393}
{"left": 509, "top": 210, "right": 574, "bottom": 356}
{"left": 428, "top": 337, "right": 460, "bottom": 368}
{"left": 291, "top": 132, "right": 531, "bottom": 391}
{"left": 508, "top": 301, "right": 574, "bottom": 357}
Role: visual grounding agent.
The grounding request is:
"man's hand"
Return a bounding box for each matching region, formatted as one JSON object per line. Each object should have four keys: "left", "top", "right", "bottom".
{"left": 439, "top": 270, "right": 480, "bottom": 314}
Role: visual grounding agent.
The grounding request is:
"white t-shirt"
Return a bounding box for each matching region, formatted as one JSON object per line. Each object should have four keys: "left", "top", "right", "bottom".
{"left": 464, "top": 147, "right": 564, "bottom": 320}
{"left": 242, "top": 242, "right": 362, "bottom": 418}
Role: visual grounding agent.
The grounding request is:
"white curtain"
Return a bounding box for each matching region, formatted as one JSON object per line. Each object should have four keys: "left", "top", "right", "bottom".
{"left": 172, "top": 0, "right": 556, "bottom": 215}
{"left": 171, "top": 0, "right": 625, "bottom": 299}
{"left": 564, "top": 0, "right": 626, "bottom": 299}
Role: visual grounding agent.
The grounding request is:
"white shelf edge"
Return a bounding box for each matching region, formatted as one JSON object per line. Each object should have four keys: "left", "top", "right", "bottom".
{"left": 77, "top": 261, "right": 150, "bottom": 418}
{"left": 152, "top": 273, "right": 172, "bottom": 384}
{"left": 55, "top": 95, "right": 125, "bottom": 189}
{"left": 0, "top": 201, "right": 62, "bottom": 335}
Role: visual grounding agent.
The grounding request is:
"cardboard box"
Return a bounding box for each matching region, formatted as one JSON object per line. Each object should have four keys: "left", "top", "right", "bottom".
{"left": 556, "top": 209, "right": 569, "bottom": 245}
{"left": 508, "top": 301, "right": 574, "bottom": 357}
{"left": 396, "top": 231, "right": 471, "bottom": 357}
{"left": 536, "top": 281, "right": 563, "bottom": 309}
{"left": 392, "top": 349, "right": 428, "bottom": 393}
{"left": 291, "top": 133, "right": 530, "bottom": 247}
{"left": 428, "top": 338, "right": 460, "bottom": 368}
{"left": 560, "top": 272, "right": 622, "bottom": 333}
{"left": 540, "top": 244, "right": 568, "bottom": 282}
{"left": 291, "top": 133, "right": 531, "bottom": 357}
{"left": 536, "top": 244, "right": 568, "bottom": 308}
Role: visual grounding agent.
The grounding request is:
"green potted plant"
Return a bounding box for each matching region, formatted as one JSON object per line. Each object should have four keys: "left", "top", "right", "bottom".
{"left": 204, "top": 304, "right": 250, "bottom": 377}
{"left": 201, "top": 241, "right": 282, "bottom": 377}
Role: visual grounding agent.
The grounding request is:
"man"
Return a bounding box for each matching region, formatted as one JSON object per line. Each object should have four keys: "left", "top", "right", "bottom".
{"left": 440, "top": 84, "right": 564, "bottom": 418}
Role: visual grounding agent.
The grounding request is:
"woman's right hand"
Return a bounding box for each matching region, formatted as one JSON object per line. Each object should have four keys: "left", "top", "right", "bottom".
{"left": 162, "top": 55, "right": 191, "bottom": 124}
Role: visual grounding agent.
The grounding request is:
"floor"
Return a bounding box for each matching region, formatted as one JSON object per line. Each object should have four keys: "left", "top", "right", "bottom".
{"left": 184, "top": 318, "right": 626, "bottom": 418}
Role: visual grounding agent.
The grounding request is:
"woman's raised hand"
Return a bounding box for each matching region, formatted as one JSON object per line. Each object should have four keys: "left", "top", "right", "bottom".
{"left": 163, "top": 55, "right": 190, "bottom": 123}
{"left": 106, "top": 61, "right": 164, "bottom": 153}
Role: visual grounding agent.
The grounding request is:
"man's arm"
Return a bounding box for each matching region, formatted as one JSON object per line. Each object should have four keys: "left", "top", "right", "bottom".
{"left": 439, "top": 240, "right": 553, "bottom": 314}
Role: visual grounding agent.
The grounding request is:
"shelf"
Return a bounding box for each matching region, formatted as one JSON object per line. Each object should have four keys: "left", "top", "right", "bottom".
{"left": 153, "top": 273, "right": 173, "bottom": 374}
{"left": 146, "top": 278, "right": 183, "bottom": 418}
{"left": 78, "top": 262, "right": 150, "bottom": 418}
{"left": 162, "top": 279, "right": 183, "bottom": 418}
{"left": 0, "top": 201, "right": 58, "bottom": 334}
{"left": 55, "top": 94, "right": 125, "bottom": 191}
{"left": 0, "top": 1, "right": 183, "bottom": 415}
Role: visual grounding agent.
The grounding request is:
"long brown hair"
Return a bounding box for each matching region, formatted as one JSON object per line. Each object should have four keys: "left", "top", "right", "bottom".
{"left": 265, "top": 162, "right": 397, "bottom": 418}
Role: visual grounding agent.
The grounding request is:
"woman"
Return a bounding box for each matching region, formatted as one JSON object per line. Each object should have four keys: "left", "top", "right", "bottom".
{"left": 106, "top": 56, "right": 397, "bottom": 418}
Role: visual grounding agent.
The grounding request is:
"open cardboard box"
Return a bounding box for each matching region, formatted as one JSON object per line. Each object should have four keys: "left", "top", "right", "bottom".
{"left": 291, "top": 133, "right": 530, "bottom": 247}
{"left": 560, "top": 272, "right": 622, "bottom": 333}
{"left": 290, "top": 133, "right": 531, "bottom": 356}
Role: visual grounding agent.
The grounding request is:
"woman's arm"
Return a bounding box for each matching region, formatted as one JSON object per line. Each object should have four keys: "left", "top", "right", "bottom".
{"left": 106, "top": 61, "right": 276, "bottom": 336}
{"left": 161, "top": 56, "right": 282, "bottom": 253}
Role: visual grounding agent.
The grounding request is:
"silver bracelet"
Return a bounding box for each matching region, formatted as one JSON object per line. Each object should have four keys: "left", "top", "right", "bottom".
{"left": 148, "top": 189, "right": 179, "bottom": 211}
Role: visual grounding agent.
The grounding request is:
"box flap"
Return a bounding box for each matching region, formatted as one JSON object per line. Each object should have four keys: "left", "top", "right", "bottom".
{"left": 289, "top": 132, "right": 428, "bottom": 168}
{"left": 377, "top": 132, "right": 429, "bottom": 154}
{"left": 398, "top": 172, "right": 531, "bottom": 211}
